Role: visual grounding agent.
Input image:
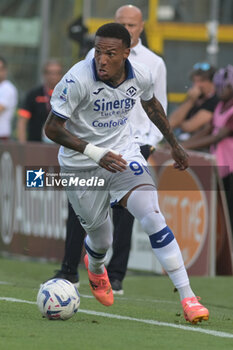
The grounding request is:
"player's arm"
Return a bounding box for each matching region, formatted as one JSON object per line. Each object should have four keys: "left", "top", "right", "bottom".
{"left": 141, "top": 96, "right": 189, "bottom": 170}
{"left": 44, "top": 111, "right": 127, "bottom": 173}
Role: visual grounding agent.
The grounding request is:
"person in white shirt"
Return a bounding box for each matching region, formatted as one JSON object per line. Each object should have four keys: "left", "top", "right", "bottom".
{"left": 44, "top": 22, "right": 209, "bottom": 324}
{"left": 52, "top": 5, "right": 167, "bottom": 294}
{"left": 0, "top": 56, "right": 18, "bottom": 141}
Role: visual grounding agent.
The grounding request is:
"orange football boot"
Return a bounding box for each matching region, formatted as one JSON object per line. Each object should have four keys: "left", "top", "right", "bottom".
{"left": 84, "top": 254, "right": 114, "bottom": 306}
{"left": 181, "top": 296, "right": 209, "bottom": 324}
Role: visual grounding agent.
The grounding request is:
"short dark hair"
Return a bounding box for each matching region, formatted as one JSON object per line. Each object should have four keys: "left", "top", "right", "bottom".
{"left": 95, "top": 23, "right": 130, "bottom": 48}
{"left": 0, "top": 56, "right": 7, "bottom": 67}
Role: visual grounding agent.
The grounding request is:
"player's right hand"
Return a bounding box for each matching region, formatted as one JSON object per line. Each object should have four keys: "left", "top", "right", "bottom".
{"left": 99, "top": 151, "right": 127, "bottom": 173}
{"left": 171, "top": 144, "right": 189, "bottom": 171}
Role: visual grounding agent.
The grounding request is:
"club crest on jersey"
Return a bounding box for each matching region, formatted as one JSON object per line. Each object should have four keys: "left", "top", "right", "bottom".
{"left": 126, "top": 86, "right": 137, "bottom": 97}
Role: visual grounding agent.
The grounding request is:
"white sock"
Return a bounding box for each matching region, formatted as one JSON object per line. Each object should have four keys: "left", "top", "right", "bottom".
{"left": 85, "top": 237, "right": 105, "bottom": 274}
{"left": 177, "top": 284, "right": 195, "bottom": 301}
{"left": 152, "top": 238, "right": 195, "bottom": 301}
{"left": 88, "top": 254, "right": 105, "bottom": 275}
{"left": 126, "top": 187, "right": 196, "bottom": 302}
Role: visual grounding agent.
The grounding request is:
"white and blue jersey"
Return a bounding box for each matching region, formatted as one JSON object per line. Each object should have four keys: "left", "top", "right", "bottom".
{"left": 51, "top": 58, "right": 154, "bottom": 169}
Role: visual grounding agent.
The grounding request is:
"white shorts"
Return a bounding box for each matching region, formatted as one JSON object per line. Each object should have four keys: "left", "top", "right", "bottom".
{"left": 62, "top": 152, "right": 155, "bottom": 231}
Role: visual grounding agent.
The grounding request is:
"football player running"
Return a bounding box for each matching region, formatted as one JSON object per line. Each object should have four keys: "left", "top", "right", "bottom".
{"left": 45, "top": 23, "right": 209, "bottom": 324}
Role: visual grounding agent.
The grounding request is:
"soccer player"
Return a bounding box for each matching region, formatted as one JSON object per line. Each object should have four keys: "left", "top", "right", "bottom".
{"left": 54, "top": 4, "right": 167, "bottom": 294}
{"left": 85, "top": 5, "right": 167, "bottom": 294}
{"left": 45, "top": 23, "right": 209, "bottom": 324}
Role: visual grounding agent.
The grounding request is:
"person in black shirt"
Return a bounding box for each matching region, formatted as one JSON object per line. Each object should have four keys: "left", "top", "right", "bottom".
{"left": 169, "top": 63, "right": 219, "bottom": 141}
{"left": 17, "top": 60, "right": 63, "bottom": 142}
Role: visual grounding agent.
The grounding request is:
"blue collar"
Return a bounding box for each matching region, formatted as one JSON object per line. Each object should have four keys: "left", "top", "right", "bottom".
{"left": 92, "top": 58, "right": 135, "bottom": 88}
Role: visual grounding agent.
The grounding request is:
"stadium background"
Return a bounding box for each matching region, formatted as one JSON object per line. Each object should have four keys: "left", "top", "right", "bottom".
{"left": 1, "top": 0, "right": 233, "bottom": 110}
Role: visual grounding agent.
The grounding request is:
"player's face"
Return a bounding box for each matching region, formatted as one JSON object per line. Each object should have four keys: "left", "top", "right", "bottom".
{"left": 115, "top": 7, "right": 144, "bottom": 48}
{"left": 94, "top": 36, "right": 130, "bottom": 86}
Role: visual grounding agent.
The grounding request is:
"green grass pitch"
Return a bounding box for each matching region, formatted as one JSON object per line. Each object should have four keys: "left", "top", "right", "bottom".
{"left": 0, "top": 256, "right": 233, "bottom": 350}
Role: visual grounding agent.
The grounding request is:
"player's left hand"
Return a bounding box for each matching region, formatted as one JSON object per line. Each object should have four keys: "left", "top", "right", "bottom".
{"left": 99, "top": 151, "right": 127, "bottom": 173}
{"left": 171, "top": 144, "right": 189, "bottom": 171}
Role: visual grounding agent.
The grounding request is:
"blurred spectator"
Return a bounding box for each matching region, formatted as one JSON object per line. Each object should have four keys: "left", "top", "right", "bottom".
{"left": 17, "top": 59, "right": 63, "bottom": 142}
{"left": 169, "top": 63, "right": 219, "bottom": 141}
{"left": 0, "top": 56, "right": 18, "bottom": 141}
{"left": 182, "top": 65, "right": 233, "bottom": 233}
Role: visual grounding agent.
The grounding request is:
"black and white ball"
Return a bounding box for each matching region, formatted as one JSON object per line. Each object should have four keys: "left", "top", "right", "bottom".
{"left": 37, "top": 279, "right": 80, "bottom": 320}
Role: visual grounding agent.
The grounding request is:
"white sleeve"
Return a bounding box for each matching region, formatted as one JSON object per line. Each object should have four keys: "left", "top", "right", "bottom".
{"left": 153, "top": 59, "right": 167, "bottom": 113}
{"left": 140, "top": 70, "right": 154, "bottom": 102}
{"left": 0, "top": 84, "right": 18, "bottom": 109}
{"left": 50, "top": 74, "right": 84, "bottom": 119}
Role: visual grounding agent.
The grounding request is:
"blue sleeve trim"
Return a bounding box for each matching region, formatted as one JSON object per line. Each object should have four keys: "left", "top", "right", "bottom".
{"left": 52, "top": 109, "right": 69, "bottom": 120}
{"left": 110, "top": 199, "right": 118, "bottom": 208}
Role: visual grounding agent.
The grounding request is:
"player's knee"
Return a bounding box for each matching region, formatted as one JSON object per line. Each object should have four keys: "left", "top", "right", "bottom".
{"left": 126, "top": 185, "right": 166, "bottom": 235}
{"left": 140, "top": 211, "right": 166, "bottom": 235}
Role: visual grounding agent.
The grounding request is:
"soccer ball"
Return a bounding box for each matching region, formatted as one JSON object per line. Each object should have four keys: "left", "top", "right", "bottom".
{"left": 37, "top": 278, "right": 80, "bottom": 320}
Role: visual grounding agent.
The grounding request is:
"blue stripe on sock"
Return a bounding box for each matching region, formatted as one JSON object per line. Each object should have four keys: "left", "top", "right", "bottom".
{"left": 149, "top": 226, "right": 174, "bottom": 249}
{"left": 84, "top": 239, "right": 106, "bottom": 259}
